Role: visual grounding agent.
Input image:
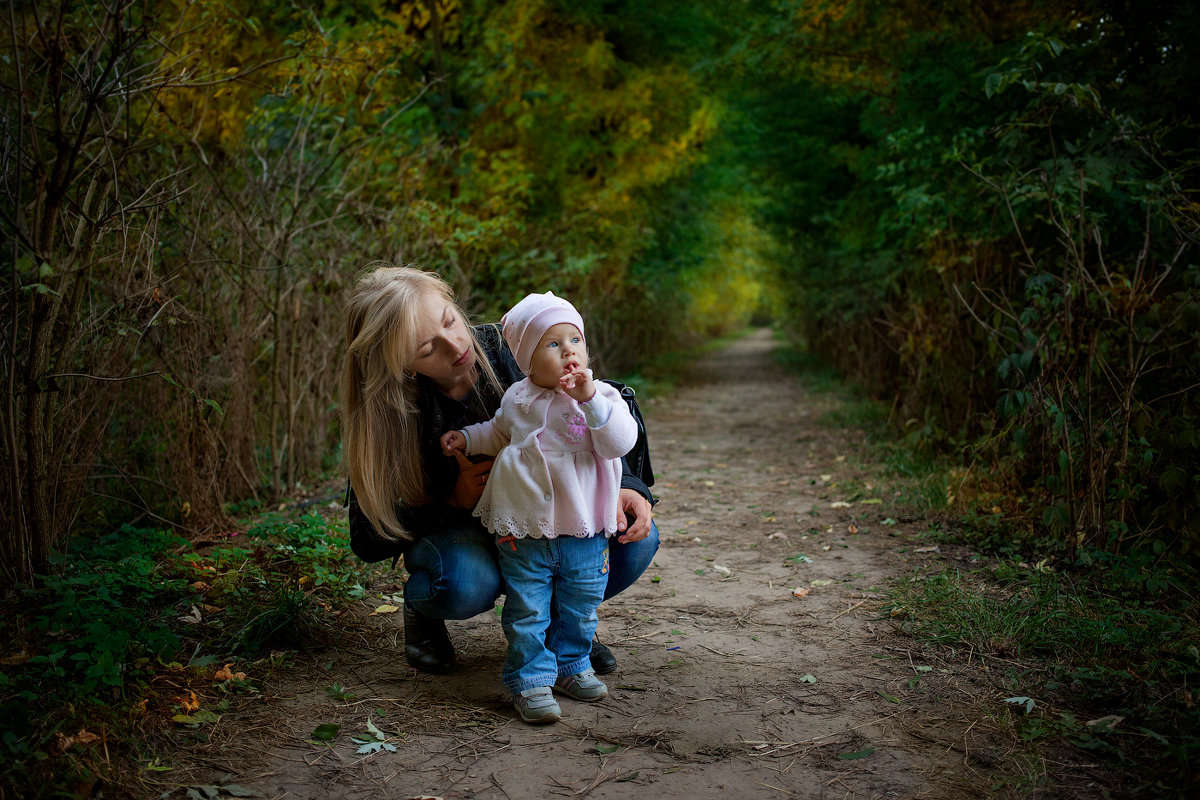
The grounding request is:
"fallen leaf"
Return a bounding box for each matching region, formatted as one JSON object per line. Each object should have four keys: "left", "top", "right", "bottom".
{"left": 800, "top": 674, "right": 817, "bottom": 683}
{"left": 174, "top": 691, "right": 200, "bottom": 713}
{"left": 712, "top": 564, "right": 732, "bottom": 577}
{"left": 73, "top": 729, "right": 101, "bottom": 746}
{"left": 838, "top": 747, "right": 875, "bottom": 760}
{"left": 810, "top": 579, "right": 833, "bottom": 587}
{"left": 371, "top": 604, "right": 400, "bottom": 615}
{"left": 190, "top": 581, "right": 210, "bottom": 591}
{"left": 792, "top": 586, "right": 811, "bottom": 598}
{"left": 848, "top": 522, "right": 859, "bottom": 535}
{"left": 830, "top": 501, "right": 852, "bottom": 509}
{"left": 1086, "top": 715, "right": 1124, "bottom": 732}
{"left": 0, "top": 651, "right": 30, "bottom": 666}
{"left": 595, "top": 742, "right": 620, "bottom": 754}
{"left": 915, "top": 545, "right": 940, "bottom": 553}
{"left": 766, "top": 532, "right": 788, "bottom": 540}
{"left": 312, "top": 723, "right": 341, "bottom": 741}
{"left": 366, "top": 718, "right": 386, "bottom": 741}
{"left": 876, "top": 690, "right": 900, "bottom": 704}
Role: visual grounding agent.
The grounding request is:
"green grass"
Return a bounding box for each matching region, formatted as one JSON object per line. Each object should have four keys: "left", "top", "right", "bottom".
{"left": 889, "top": 558, "right": 1200, "bottom": 797}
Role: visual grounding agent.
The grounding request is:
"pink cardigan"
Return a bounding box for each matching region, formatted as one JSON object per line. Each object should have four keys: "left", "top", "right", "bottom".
{"left": 461, "top": 377, "right": 638, "bottom": 539}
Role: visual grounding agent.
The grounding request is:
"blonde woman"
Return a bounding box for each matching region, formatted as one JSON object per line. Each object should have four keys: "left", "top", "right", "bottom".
{"left": 342, "top": 266, "right": 657, "bottom": 675}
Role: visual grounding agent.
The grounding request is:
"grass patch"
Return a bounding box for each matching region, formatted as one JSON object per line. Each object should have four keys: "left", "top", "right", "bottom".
{"left": 889, "top": 557, "right": 1200, "bottom": 797}
{"left": 0, "top": 509, "right": 382, "bottom": 798}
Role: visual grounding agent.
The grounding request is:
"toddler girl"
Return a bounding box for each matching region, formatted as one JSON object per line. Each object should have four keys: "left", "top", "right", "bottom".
{"left": 440, "top": 292, "right": 638, "bottom": 723}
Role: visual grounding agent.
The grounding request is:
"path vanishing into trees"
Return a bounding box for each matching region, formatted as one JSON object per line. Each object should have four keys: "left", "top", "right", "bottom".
{"left": 164, "top": 329, "right": 1107, "bottom": 799}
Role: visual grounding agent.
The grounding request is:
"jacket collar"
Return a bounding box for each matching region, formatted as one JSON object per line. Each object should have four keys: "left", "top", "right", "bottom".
{"left": 511, "top": 376, "right": 558, "bottom": 411}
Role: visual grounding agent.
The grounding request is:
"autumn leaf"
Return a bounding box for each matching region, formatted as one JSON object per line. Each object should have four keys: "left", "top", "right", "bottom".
{"left": 174, "top": 690, "right": 200, "bottom": 713}
{"left": 371, "top": 604, "right": 400, "bottom": 615}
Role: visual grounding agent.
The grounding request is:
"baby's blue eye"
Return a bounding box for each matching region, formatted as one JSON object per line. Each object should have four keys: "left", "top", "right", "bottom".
{"left": 548, "top": 341, "right": 559, "bottom": 348}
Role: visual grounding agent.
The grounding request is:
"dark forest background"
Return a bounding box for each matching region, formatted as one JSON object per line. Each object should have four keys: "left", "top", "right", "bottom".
{"left": 3, "top": 0, "right": 1198, "bottom": 589}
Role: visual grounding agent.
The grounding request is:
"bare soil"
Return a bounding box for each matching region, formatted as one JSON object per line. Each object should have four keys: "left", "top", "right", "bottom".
{"left": 154, "top": 329, "right": 1108, "bottom": 799}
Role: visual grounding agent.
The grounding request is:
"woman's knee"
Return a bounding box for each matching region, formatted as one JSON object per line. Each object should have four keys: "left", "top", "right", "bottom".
{"left": 603, "top": 520, "right": 660, "bottom": 601}
{"left": 403, "top": 527, "right": 502, "bottom": 619}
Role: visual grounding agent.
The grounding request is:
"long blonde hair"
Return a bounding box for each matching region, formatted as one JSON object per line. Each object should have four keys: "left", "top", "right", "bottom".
{"left": 342, "top": 265, "right": 500, "bottom": 541}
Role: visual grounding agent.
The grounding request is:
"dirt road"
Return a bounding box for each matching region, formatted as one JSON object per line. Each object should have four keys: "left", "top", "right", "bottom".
{"left": 169, "top": 329, "right": 1032, "bottom": 799}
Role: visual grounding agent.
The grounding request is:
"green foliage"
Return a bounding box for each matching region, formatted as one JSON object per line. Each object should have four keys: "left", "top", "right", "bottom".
{"left": 0, "top": 512, "right": 374, "bottom": 797}
{"left": 17, "top": 527, "right": 189, "bottom": 697}
{"left": 0, "top": 526, "right": 189, "bottom": 797}
{"left": 730, "top": 0, "right": 1200, "bottom": 560}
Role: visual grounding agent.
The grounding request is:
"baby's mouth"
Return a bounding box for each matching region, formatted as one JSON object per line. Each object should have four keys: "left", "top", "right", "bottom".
{"left": 563, "top": 360, "right": 579, "bottom": 373}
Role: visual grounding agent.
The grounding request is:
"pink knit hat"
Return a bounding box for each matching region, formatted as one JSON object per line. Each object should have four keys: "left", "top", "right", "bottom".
{"left": 501, "top": 292, "right": 586, "bottom": 374}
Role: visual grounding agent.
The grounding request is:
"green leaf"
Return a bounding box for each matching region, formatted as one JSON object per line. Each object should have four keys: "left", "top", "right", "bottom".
{"left": 312, "top": 723, "right": 341, "bottom": 741}
{"left": 1003, "top": 696, "right": 1036, "bottom": 714}
{"left": 838, "top": 747, "right": 875, "bottom": 760}
{"left": 876, "top": 690, "right": 900, "bottom": 703}
{"left": 800, "top": 674, "right": 817, "bottom": 683}
{"left": 595, "top": 742, "right": 620, "bottom": 754}
{"left": 365, "top": 717, "right": 385, "bottom": 741}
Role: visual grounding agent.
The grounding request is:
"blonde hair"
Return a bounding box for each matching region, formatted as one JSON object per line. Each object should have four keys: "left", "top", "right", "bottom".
{"left": 342, "top": 264, "right": 501, "bottom": 542}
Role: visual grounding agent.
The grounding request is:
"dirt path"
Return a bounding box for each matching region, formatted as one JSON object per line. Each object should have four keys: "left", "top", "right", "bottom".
{"left": 166, "top": 329, "right": 1028, "bottom": 799}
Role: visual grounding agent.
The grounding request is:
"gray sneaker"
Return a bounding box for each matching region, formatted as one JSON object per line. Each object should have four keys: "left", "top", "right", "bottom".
{"left": 514, "top": 686, "right": 561, "bottom": 723}
{"left": 554, "top": 669, "right": 608, "bottom": 701}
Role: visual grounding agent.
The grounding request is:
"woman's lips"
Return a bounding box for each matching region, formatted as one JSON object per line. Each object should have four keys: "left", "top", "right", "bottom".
{"left": 453, "top": 349, "right": 471, "bottom": 367}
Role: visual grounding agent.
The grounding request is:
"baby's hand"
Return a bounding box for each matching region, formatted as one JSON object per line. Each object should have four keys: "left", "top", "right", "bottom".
{"left": 440, "top": 430, "right": 467, "bottom": 455}
{"left": 559, "top": 364, "right": 595, "bottom": 404}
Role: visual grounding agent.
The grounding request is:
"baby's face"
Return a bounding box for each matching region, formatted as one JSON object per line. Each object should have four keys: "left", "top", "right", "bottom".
{"left": 528, "top": 323, "right": 587, "bottom": 388}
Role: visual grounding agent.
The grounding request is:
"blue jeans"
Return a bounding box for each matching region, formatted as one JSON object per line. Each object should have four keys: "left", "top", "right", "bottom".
{"left": 496, "top": 535, "right": 609, "bottom": 692}
{"left": 403, "top": 518, "right": 660, "bottom": 620}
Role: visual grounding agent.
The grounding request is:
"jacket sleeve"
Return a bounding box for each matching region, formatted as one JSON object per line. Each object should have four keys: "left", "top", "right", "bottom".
{"left": 461, "top": 403, "right": 511, "bottom": 457}
{"left": 346, "top": 487, "right": 408, "bottom": 564}
{"left": 587, "top": 382, "right": 639, "bottom": 461}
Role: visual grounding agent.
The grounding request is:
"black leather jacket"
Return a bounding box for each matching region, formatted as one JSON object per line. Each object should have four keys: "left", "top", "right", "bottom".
{"left": 347, "top": 324, "right": 655, "bottom": 563}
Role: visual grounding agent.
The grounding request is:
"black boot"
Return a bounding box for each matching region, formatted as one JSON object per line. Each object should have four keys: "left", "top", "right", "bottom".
{"left": 403, "top": 603, "right": 456, "bottom": 674}
{"left": 590, "top": 639, "right": 617, "bottom": 675}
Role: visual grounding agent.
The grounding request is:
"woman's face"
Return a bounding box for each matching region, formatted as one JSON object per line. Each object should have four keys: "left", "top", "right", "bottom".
{"left": 409, "top": 293, "right": 475, "bottom": 393}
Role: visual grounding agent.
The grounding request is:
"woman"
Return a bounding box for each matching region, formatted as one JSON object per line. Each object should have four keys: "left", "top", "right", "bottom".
{"left": 342, "top": 266, "right": 658, "bottom": 675}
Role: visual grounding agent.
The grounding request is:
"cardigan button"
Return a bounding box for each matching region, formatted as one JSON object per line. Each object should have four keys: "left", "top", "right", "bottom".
{"left": 544, "top": 492, "right": 552, "bottom": 501}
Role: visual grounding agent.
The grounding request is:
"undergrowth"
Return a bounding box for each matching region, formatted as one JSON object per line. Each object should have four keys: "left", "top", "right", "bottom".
{"left": 0, "top": 510, "right": 377, "bottom": 799}
{"left": 778, "top": 336, "right": 1200, "bottom": 798}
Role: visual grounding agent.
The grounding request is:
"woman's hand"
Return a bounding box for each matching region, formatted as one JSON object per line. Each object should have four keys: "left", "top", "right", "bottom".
{"left": 614, "top": 488, "right": 652, "bottom": 543}
{"left": 447, "top": 452, "right": 492, "bottom": 509}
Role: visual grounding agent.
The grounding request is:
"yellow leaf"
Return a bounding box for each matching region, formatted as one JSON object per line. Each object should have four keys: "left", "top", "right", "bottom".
{"left": 371, "top": 604, "right": 400, "bottom": 615}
